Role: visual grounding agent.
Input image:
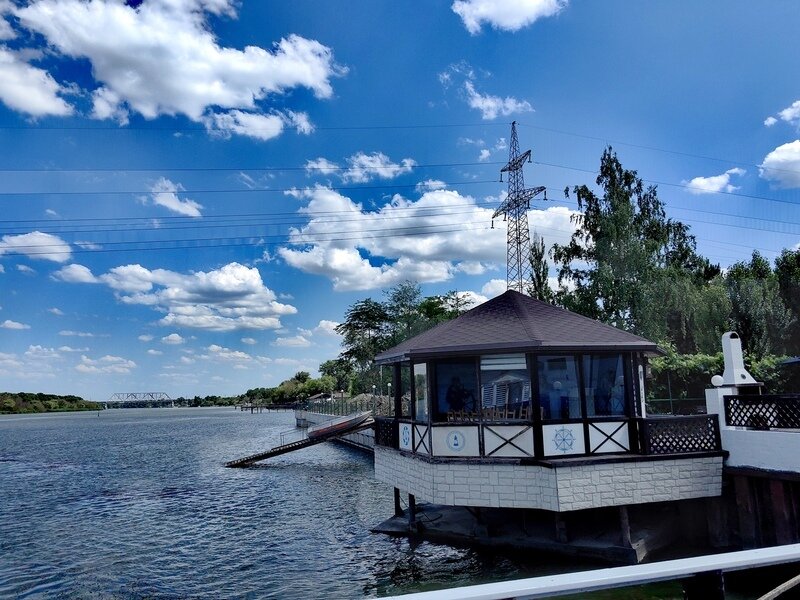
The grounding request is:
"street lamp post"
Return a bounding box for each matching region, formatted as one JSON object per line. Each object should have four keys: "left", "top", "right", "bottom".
{"left": 386, "top": 382, "right": 392, "bottom": 417}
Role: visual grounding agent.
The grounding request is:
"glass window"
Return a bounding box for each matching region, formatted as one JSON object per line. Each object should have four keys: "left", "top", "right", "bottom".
{"left": 399, "top": 363, "right": 412, "bottom": 418}
{"left": 583, "top": 355, "right": 627, "bottom": 416}
{"left": 434, "top": 361, "right": 478, "bottom": 422}
{"left": 537, "top": 355, "right": 581, "bottom": 420}
{"left": 413, "top": 363, "right": 429, "bottom": 422}
{"left": 480, "top": 354, "right": 531, "bottom": 421}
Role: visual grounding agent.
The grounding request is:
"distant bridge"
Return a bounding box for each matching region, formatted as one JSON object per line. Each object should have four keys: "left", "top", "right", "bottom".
{"left": 105, "top": 392, "right": 173, "bottom": 408}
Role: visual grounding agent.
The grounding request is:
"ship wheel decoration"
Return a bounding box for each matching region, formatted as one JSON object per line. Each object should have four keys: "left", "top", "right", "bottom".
{"left": 553, "top": 426, "right": 575, "bottom": 453}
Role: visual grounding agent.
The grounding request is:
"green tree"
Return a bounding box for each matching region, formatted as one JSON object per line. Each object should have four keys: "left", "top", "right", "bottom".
{"left": 384, "top": 280, "right": 423, "bottom": 344}
{"left": 334, "top": 298, "right": 390, "bottom": 370}
{"left": 318, "top": 358, "right": 354, "bottom": 391}
{"left": 292, "top": 371, "right": 311, "bottom": 384}
{"left": 725, "top": 251, "right": 792, "bottom": 357}
{"left": 775, "top": 248, "right": 800, "bottom": 355}
{"left": 526, "top": 232, "right": 553, "bottom": 302}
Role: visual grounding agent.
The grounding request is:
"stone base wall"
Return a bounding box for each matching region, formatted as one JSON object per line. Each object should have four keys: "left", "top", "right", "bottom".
{"left": 375, "top": 447, "right": 722, "bottom": 512}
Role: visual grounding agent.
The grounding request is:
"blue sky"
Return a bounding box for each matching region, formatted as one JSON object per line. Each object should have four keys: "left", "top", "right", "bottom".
{"left": 0, "top": 0, "right": 799, "bottom": 400}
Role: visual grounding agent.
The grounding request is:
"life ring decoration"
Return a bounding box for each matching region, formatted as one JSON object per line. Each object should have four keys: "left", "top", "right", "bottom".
{"left": 446, "top": 430, "right": 465, "bottom": 452}
{"left": 553, "top": 426, "right": 576, "bottom": 453}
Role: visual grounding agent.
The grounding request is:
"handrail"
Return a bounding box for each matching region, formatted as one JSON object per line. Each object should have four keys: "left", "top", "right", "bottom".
{"left": 724, "top": 394, "right": 800, "bottom": 429}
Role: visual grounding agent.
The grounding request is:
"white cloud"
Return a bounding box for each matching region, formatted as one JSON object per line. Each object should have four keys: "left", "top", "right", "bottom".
{"left": 478, "top": 148, "right": 491, "bottom": 161}
{"left": 59, "top": 330, "right": 95, "bottom": 337}
{"left": 15, "top": 1, "right": 344, "bottom": 139}
{"left": 481, "top": 278, "right": 508, "bottom": 298}
{"left": 147, "top": 349, "right": 163, "bottom": 356}
{"left": 463, "top": 81, "right": 533, "bottom": 120}
{"left": 764, "top": 116, "right": 778, "bottom": 127}
{"left": 58, "top": 261, "right": 296, "bottom": 332}
{"left": 147, "top": 177, "right": 203, "bottom": 217}
{"left": 58, "top": 345, "right": 87, "bottom": 352}
{"left": 17, "top": 264, "right": 36, "bottom": 275}
{"left": 0, "top": 231, "right": 71, "bottom": 262}
{"left": 241, "top": 337, "right": 257, "bottom": 345}
{"left": 138, "top": 334, "right": 154, "bottom": 342}
{"left": 52, "top": 263, "right": 98, "bottom": 283}
{"left": 75, "top": 241, "right": 102, "bottom": 250}
{"left": 416, "top": 179, "right": 447, "bottom": 193}
{"left": 0, "top": 2, "right": 14, "bottom": 41}
{"left": 0, "top": 263, "right": 4, "bottom": 273}
{"left": 1, "top": 319, "right": 30, "bottom": 329}
{"left": 760, "top": 140, "right": 800, "bottom": 188}
{"left": 683, "top": 168, "right": 746, "bottom": 195}
{"left": 48, "top": 307, "right": 65, "bottom": 316}
{"left": 0, "top": 47, "right": 73, "bottom": 116}
{"left": 305, "top": 157, "right": 339, "bottom": 176}
{"left": 75, "top": 354, "right": 135, "bottom": 374}
{"left": 777, "top": 100, "right": 800, "bottom": 127}
{"left": 45, "top": 208, "right": 59, "bottom": 217}
{"left": 278, "top": 186, "right": 577, "bottom": 291}
{"left": 341, "top": 152, "right": 416, "bottom": 183}
{"left": 273, "top": 335, "right": 312, "bottom": 348}
{"left": 452, "top": 0, "right": 567, "bottom": 34}
{"left": 25, "top": 345, "right": 60, "bottom": 359}
{"left": 314, "top": 320, "right": 341, "bottom": 337}
{"left": 162, "top": 333, "right": 185, "bottom": 345}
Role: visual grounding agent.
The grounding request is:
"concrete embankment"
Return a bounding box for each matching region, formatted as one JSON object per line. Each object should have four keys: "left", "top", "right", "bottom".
{"left": 295, "top": 409, "right": 374, "bottom": 452}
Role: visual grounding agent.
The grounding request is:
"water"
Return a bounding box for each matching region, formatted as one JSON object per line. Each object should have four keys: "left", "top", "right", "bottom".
{"left": 0, "top": 408, "right": 687, "bottom": 599}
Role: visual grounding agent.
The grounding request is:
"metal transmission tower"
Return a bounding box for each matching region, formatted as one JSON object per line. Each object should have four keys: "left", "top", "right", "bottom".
{"left": 492, "top": 121, "right": 547, "bottom": 293}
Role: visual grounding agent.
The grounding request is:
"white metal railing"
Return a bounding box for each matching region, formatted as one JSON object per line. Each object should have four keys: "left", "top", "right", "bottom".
{"left": 382, "top": 544, "right": 800, "bottom": 600}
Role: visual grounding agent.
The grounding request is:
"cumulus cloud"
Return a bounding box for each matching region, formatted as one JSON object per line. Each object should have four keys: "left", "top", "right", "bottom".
{"left": 478, "top": 148, "right": 491, "bottom": 161}
{"left": 278, "top": 185, "right": 577, "bottom": 291}
{"left": 683, "top": 168, "right": 746, "bottom": 195}
{"left": 0, "top": 47, "right": 73, "bottom": 116}
{"left": 1, "top": 319, "right": 30, "bottom": 329}
{"left": 452, "top": 0, "right": 567, "bottom": 34}
{"left": 463, "top": 81, "right": 533, "bottom": 120}
{"left": 341, "top": 152, "right": 416, "bottom": 183}
{"left": 13, "top": 0, "right": 344, "bottom": 139}
{"left": 58, "top": 345, "right": 87, "bottom": 352}
{"left": 147, "top": 349, "right": 163, "bottom": 355}
{"left": 764, "top": 100, "right": 800, "bottom": 129}
{"left": 273, "top": 335, "right": 312, "bottom": 348}
{"left": 481, "top": 278, "right": 508, "bottom": 298}
{"left": 52, "top": 263, "right": 98, "bottom": 283}
{"left": 146, "top": 177, "right": 203, "bottom": 217}
{"left": 75, "top": 241, "right": 102, "bottom": 250}
{"left": 241, "top": 337, "right": 257, "bottom": 345}
{"left": 59, "top": 330, "right": 95, "bottom": 337}
{"left": 75, "top": 354, "right": 135, "bottom": 374}
{"left": 60, "top": 260, "right": 296, "bottom": 332}
{"left": 162, "top": 333, "right": 185, "bottom": 345}
{"left": 17, "top": 264, "right": 36, "bottom": 275}
{"left": 764, "top": 116, "right": 778, "bottom": 127}
{"left": 760, "top": 140, "right": 800, "bottom": 188}
{"left": 305, "top": 157, "right": 339, "bottom": 176}
{"left": 314, "top": 320, "right": 341, "bottom": 337}
{"left": 138, "top": 334, "right": 154, "bottom": 342}
{"left": 48, "top": 307, "right": 65, "bottom": 316}
{"left": 415, "top": 179, "right": 447, "bottom": 193}
{"left": 0, "top": 231, "right": 71, "bottom": 262}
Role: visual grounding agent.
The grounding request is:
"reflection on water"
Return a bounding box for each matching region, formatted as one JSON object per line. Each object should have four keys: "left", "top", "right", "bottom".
{"left": 0, "top": 408, "right": 685, "bottom": 599}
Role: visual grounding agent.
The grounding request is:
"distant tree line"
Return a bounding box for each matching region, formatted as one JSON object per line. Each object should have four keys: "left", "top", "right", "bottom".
{"left": 324, "top": 148, "right": 800, "bottom": 399}
{"left": 0, "top": 392, "right": 102, "bottom": 414}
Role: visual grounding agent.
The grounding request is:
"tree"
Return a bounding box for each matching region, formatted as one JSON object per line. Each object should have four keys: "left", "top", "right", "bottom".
{"left": 293, "top": 371, "right": 311, "bottom": 384}
{"left": 318, "top": 358, "right": 353, "bottom": 390}
{"left": 552, "top": 147, "right": 717, "bottom": 350}
{"left": 775, "top": 248, "right": 800, "bottom": 355}
{"left": 334, "top": 298, "right": 390, "bottom": 370}
{"left": 384, "top": 280, "right": 423, "bottom": 344}
{"left": 526, "top": 232, "right": 553, "bottom": 302}
{"left": 725, "top": 251, "right": 792, "bottom": 357}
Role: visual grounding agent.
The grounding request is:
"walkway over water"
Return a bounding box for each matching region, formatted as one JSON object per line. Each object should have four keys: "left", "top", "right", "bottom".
{"left": 225, "top": 414, "right": 375, "bottom": 467}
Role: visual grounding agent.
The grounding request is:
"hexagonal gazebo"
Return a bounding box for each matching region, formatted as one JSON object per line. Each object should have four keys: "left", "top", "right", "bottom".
{"left": 372, "top": 290, "right": 723, "bottom": 519}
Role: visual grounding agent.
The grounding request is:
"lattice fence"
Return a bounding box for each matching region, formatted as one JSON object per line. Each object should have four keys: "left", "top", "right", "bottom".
{"left": 374, "top": 417, "right": 397, "bottom": 449}
{"left": 724, "top": 395, "right": 800, "bottom": 429}
{"left": 640, "top": 415, "right": 720, "bottom": 455}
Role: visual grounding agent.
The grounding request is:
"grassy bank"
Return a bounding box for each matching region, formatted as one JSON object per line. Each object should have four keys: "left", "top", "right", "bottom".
{"left": 0, "top": 392, "right": 102, "bottom": 414}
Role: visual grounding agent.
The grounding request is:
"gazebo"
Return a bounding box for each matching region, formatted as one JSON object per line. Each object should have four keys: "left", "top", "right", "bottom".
{"left": 372, "top": 290, "right": 723, "bottom": 527}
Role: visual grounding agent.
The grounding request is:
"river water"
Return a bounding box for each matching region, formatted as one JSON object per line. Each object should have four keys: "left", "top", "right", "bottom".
{"left": 0, "top": 408, "right": 690, "bottom": 599}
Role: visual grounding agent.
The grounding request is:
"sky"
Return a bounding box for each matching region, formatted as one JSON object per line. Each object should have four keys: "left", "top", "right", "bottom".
{"left": 0, "top": 0, "right": 799, "bottom": 400}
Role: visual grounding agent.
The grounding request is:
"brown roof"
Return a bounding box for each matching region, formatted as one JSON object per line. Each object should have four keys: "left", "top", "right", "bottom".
{"left": 374, "top": 290, "right": 661, "bottom": 364}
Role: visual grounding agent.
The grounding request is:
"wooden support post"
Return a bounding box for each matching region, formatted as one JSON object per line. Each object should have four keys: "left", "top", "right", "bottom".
{"left": 682, "top": 570, "right": 725, "bottom": 600}
{"left": 734, "top": 476, "right": 758, "bottom": 548}
{"left": 408, "top": 493, "right": 417, "bottom": 532}
{"left": 707, "top": 497, "right": 730, "bottom": 548}
{"left": 394, "top": 487, "right": 403, "bottom": 517}
{"left": 619, "top": 506, "right": 633, "bottom": 548}
{"left": 770, "top": 480, "right": 793, "bottom": 545}
{"left": 554, "top": 513, "right": 568, "bottom": 544}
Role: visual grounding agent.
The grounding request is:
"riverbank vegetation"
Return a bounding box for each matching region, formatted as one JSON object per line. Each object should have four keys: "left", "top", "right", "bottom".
{"left": 0, "top": 392, "right": 102, "bottom": 414}
{"left": 323, "top": 148, "right": 800, "bottom": 400}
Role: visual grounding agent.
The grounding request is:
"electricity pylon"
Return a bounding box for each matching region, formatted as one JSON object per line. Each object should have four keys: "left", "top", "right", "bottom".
{"left": 492, "top": 121, "right": 547, "bottom": 293}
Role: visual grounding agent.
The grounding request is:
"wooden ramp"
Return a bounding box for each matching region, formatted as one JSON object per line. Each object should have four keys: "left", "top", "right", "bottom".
{"left": 225, "top": 417, "right": 374, "bottom": 468}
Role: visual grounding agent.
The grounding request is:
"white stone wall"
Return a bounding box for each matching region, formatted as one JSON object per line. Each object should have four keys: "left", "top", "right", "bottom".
{"left": 375, "top": 447, "right": 722, "bottom": 512}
